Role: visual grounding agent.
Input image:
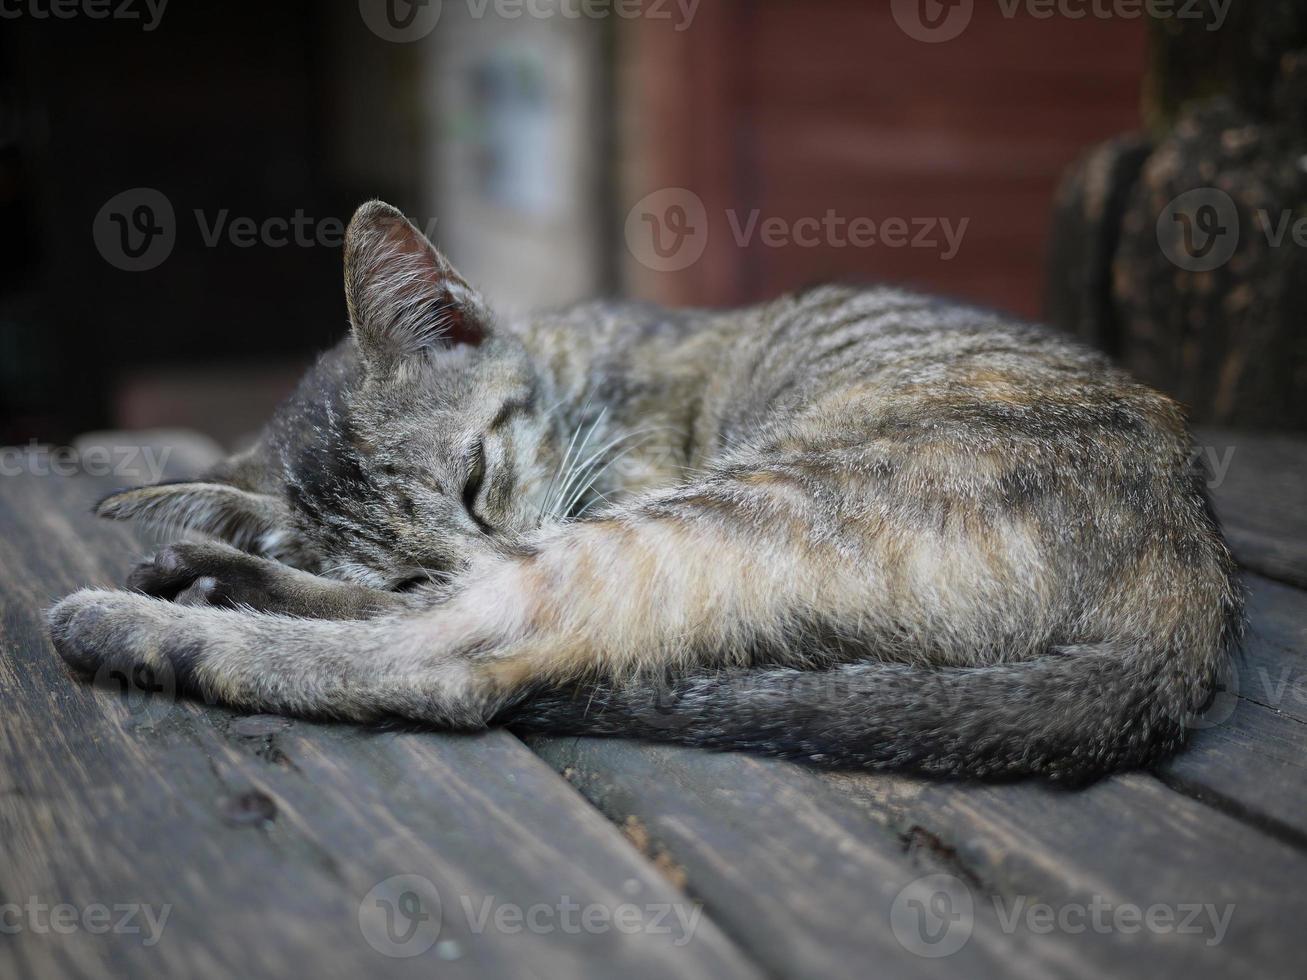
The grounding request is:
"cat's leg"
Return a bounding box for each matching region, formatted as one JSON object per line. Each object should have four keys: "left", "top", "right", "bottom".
{"left": 49, "top": 475, "right": 888, "bottom": 724}
{"left": 129, "top": 542, "right": 416, "bottom": 619}
{"left": 48, "top": 588, "right": 485, "bottom": 723}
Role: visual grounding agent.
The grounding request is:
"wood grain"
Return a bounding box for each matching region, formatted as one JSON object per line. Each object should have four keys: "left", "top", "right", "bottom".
{"left": 0, "top": 472, "right": 760, "bottom": 980}
{"left": 1198, "top": 428, "right": 1307, "bottom": 590}
{"left": 825, "top": 769, "right": 1307, "bottom": 975}
{"left": 531, "top": 732, "right": 1307, "bottom": 978}
{"left": 528, "top": 736, "right": 1026, "bottom": 980}
{"left": 1156, "top": 573, "right": 1307, "bottom": 844}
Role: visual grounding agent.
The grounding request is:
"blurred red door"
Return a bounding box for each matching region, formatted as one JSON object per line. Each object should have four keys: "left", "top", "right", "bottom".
{"left": 621, "top": 0, "right": 1146, "bottom": 319}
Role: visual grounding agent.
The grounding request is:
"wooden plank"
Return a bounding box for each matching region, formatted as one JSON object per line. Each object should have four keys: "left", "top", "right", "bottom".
{"left": 1197, "top": 427, "right": 1307, "bottom": 589}
{"left": 529, "top": 737, "right": 1030, "bottom": 980}
{"left": 0, "top": 472, "right": 760, "bottom": 980}
{"left": 825, "top": 770, "right": 1307, "bottom": 975}
{"left": 1155, "top": 572, "right": 1307, "bottom": 843}
{"left": 531, "top": 728, "right": 1307, "bottom": 978}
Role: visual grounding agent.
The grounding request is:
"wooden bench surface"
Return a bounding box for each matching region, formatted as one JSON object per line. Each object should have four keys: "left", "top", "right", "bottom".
{"left": 0, "top": 426, "right": 1303, "bottom": 978}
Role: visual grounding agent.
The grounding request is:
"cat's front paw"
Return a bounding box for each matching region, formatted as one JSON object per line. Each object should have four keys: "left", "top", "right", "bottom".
{"left": 130, "top": 542, "right": 271, "bottom": 610}
{"left": 47, "top": 589, "right": 191, "bottom": 678}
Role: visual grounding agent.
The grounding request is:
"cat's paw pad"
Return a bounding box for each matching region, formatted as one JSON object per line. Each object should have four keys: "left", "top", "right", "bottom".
{"left": 129, "top": 543, "right": 261, "bottom": 608}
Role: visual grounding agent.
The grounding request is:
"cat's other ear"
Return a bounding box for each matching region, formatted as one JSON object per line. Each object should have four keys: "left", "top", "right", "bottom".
{"left": 343, "top": 200, "right": 492, "bottom": 372}
{"left": 95, "top": 452, "right": 297, "bottom": 559}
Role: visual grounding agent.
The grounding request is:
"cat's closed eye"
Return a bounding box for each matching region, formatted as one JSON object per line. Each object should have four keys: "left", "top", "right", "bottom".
{"left": 463, "top": 438, "right": 491, "bottom": 532}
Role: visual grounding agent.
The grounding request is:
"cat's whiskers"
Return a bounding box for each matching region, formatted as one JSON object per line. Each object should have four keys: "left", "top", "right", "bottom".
{"left": 537, "top": 397, "right": 595, "bottom": 526}
{"left": 554, "top": 425, "right": 672, "bottom": 522}
{"left": 547, "top": 411, "right": 610, "bottom": 522}
{"left": 543, "top": 408, "right": 609, "bottom": 525}
{"left": 537, "top": 423, "right": 581, "bottom": 526}
{"left": 557, "top": 441, "right": 644, "bottom": 519}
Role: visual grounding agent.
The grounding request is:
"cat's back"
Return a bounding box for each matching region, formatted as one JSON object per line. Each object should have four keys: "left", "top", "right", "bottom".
{"left": 519, "top": 286, "right": 1193, "bottom": 485}
{"left": 735, "top": 283, "right": 1112, "bottom": 396}
{"left": 704, "top": 283, "right": 1187, "bottom": 457}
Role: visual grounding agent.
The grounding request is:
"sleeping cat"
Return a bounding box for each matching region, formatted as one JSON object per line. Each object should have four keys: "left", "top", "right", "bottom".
{"left": 48, "top": 200, "right": 1243, "bottom": 780}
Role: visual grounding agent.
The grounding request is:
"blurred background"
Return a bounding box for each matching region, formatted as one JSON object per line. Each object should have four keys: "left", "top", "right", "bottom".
{"left": 2, "top": 0, "right": 1304, "bottom": 452}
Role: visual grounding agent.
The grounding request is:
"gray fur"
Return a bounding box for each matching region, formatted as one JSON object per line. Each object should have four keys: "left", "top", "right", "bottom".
{"left": 49, "top": 200, "right": 1243, "bottom": 781}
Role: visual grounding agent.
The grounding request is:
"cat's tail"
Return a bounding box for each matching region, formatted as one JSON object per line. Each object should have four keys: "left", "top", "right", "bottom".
{"left": 503, "top": 632, "right": 1241, "bottom": 781}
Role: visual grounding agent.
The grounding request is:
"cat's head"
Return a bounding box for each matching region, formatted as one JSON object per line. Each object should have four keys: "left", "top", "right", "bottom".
{"left": 98, "top": 200, "right": 561, "bottom": 588}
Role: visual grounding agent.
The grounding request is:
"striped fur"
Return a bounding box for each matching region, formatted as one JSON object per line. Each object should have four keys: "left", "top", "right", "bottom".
{"left": 50, "top": 201, "right": 1243, "bottom": 781}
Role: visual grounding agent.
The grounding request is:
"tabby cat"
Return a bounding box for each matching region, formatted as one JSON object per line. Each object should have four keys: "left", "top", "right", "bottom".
{"left": 48, "top": 200, "right": 1243, "bottom": 780}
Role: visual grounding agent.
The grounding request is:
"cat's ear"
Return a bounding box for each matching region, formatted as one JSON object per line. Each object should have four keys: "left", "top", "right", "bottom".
{"left": 343, "top": 200, "right": 492, "bottom": 372}
{"left": 95, "top": 452, "right": 295, "bottom": 557}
